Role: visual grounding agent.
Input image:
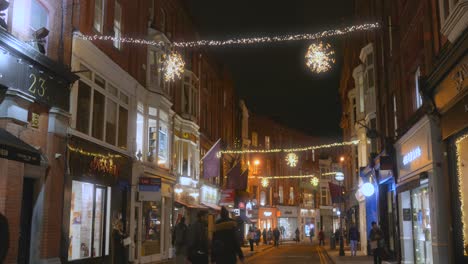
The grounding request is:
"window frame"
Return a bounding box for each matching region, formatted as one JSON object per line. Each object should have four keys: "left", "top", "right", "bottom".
{"left": 113, "top": 0, "right": 122, "bottom": 50}
{"left": 415, "top": 67, "right": 423, "bottom": 109}
{"left": 93, "top": 0, "right": 105, "bottom": 33}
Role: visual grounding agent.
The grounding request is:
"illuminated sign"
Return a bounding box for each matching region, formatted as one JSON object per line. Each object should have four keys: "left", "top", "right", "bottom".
{"left": 263, "top": 211, "right": 272, "bottom": 217}
{"left": 402, "top": 146, "right": 422, "bottom": 166}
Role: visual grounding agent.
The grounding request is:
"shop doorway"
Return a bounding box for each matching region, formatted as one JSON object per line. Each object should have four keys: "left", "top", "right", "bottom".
{"left": 18, "top": 178, "right": 36, "bottom": 264}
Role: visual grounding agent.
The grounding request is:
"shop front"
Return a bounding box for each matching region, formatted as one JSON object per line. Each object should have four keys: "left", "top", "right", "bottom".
{"left": 258, "top": 207, "right": 277, "bottom": 231}
{"left": 200, "top": 184, "right": 220, "bottom": 240}
{"left": 65, "top": 136, "right": 132, "bottom": 263}
{"left": 277, "top": 206, "right": 299, "bottom": 240}
{"left": 395, "top": 115, "right": 447, "bottom": 264}
{"left": 300, "top": 208, "right": 316, "bottom": 241}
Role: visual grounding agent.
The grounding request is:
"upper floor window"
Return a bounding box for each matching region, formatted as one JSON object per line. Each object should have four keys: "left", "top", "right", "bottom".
{"left": 182, "top": 71, "right": 199, "bottom": 118}
{"left": 415, "top": 67, "right": 423, "bottom": 109}
{"left": 252, "top": 132, "right": 258, "bottom": 147}
{"left": 148, "top": 49, "right": 171, "bottom": 97}
{"left": 30, "top": 0, "right": 48, "bottom": 32}
{"left": 352, "top": 97, "right": 357, "bottom": 124}
{"left": 265, "top": 136, "right": 270, "bottom": 149}
{"left": 159, "top": 8, "right": 166, "bottom": 34}
{"left": 113, "top": 0, "right": 122, "bottom": 49}
{"left": 321, "top": 187, "right": 328, "bottom": 206}
{"left": 358, "top": 75, "right": 364, "bottom": 113}
{"left": 279, "top": 185, "right": 284, "bottom": 204}
{"left": 393, "top": 94, "right": 398, "bottom": 137}
{"left": 365, "top": 52, "right": 375, "bottom": 91}
{"left": 93, "top": 0, "right": 105, "bottom": 33}
{"left": 289, "top": 187, "right": 294, "bottom": 205}
{"left": 75, "top": 63, "right": 129, "bottom": 150}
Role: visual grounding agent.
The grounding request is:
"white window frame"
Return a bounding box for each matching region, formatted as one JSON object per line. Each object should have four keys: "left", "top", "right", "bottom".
{"left": 279, "top": 185, "right": 284, "bottom": 204}
{"left": 182, "top": 71, "right": 199, "bottom": 118}
{"left": 439, "top": 0, "right": 468, "bottom": 42}
{"left": 74, "top": 62, "right": 129, "bottom": 150}
{"left": 393, "top": 94, "right": 398, "bottom": 137}
{"left": 415, "top": 67, "right": 423, "bottom": 109}
{"left": 265, "top": 136, "right": 270, "bottom": 150}
{"left": 113, "top": 0, "right": 122, "bottom": 49}
{"left": 252, "top": 132, "right": 258, "bottom": 147}
{"left": 321, "top": 187, "right": 328, "bottom": 206}
{"left": 93, "top": 0, "right": 105, "bottom": 33}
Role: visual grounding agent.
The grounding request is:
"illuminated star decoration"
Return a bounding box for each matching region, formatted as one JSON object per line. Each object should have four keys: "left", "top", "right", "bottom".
{"left": 311, "top": 177, "right": 319, "bottom": 187}
{"left": 261, "top": 178, "right": 269, "bottom": 188}
{"left": 305, "top": 42, "right": 335, "bottom": 73}
{"left": 285, "top": 152, "right": 299, "bottom": 167}
{"left": 161, "top": 51, "right": 185, "bottom": 81}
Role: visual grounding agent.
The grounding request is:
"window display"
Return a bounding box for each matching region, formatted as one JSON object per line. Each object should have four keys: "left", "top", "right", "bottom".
{"left": 278, "top": 218, "right": 298, "bottom": 240}
{"left": 68, "top": 181, "right": 111, "bottom": 260}
{"left": 142, "top": 201, "right": 162, "bottom": 256}
{"left": 412, "top": 186, "right": 432, "bottom": 264}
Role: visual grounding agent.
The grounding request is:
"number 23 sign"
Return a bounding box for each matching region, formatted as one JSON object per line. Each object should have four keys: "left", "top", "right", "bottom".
{"left": 28, "top": 73, "right": 47, "bottom": 97}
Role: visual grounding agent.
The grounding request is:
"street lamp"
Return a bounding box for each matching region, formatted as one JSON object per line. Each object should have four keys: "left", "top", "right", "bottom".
{"left": 335, "top": 172, "right": 345, "bottom": 257}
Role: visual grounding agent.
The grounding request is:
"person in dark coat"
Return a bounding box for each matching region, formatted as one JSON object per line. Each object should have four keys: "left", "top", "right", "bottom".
{"left": 262, "top": 229, "right": 267, "bottom": 245}
{"left": 349, "top": 223, "right": 359, "bottom": 256}
{"left": 211, "top": 207, "right": 244, "bottom": 264}
{"left": 188, "top": 211, "right": 209, "bottom": 264}
{"left": 0, "top": 212, "right": 9, "bottom": 263}
{"left": 273, "top": 228, "right": 280, "bottom": 247}
{"left": 173, "top": 217, "right": 188, "bottom": 264}
{"left": 318, "top": 228, "right": 325, "bottom": 246}
{"left": 247, "top": 227, "right": 255, "bottom": 251}
{"left": 369, "top": 221, "right": 384, "bottom": 264}
{"left": 255, "top": 227, "right": 261, "bottom": 246}
{"left": 112, "top": 219, "right": 126, "bottom": 264}
{"left": 295, "top": 228, "right": 300, "bottom": 243}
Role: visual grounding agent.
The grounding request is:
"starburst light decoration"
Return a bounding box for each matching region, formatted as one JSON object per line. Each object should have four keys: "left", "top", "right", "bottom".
{"left": 311, "top": 177, "right": 319, "bottom": 187}
{"left": 261, "top": 178, "right": 269, "bottom": 188}
{"left": 286, "top": 152, "right": 299, "bottom": 167}
{"left": 305, "top": 42, "right": 335, "bottom": 73}
{"left": 161, "top": 52, "right": 185, "bottom": 81}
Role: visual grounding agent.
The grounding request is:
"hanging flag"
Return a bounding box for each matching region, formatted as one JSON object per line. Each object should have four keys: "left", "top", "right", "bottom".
{"left": 226, "top": 162, "right": 241, "bottom": 189}
{"left": 202, "top": 139, "right": 222, "bottom": 179}
{"left": 328, "top": 182, "right": 345, "bottom": 204}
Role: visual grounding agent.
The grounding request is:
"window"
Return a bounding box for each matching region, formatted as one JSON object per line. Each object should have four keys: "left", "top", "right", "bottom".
{"left": 393, "top": 95, "right": 398, "bottom": 136}
{"left": 289, "top": 187, "right": 294, "bottom": 205}
{"left": 93, "top": 0, "right": 105, "bottom": 33}
{"left": 369, "top": 118, "right": 377, "bottom": 153}
{"left": 352, "top": 98, "right": 357, "bottom": 124}
{"left": 75, "top": 66, "right": 129, "bottom": 149}
{"left": 358, "top": 75, "right": 364, "bottom": 113}
{"left": 159, "top": 8, "right": 166, "bottom": 33}
{"left": 113, "top": 0, "right": 122, "bottom": 49}
{"left": 279, "top": 185, "right": 284, "bottom": 204}
{"left": 260, "top": 191, "right": 266, "bottom": 206}
{"left": 265, "top": 136, "right": 270, "bottom": 149}
{"left": 30, "top": 0, "right": 48, "bottom": 32}
{"left": 365, "top": 52, "right": 375, "bottom": 91}
{"left": 415, "top": 67, "right": 423, "bottom": 109}
{"left": 252, "top": 132, "right": 258, "bottom": 147}
{"left": 141, "top": 201, "right": 162, "bottom": 255}
{"left": 321, "top": 187, "right": 328, "bottom": 206}
{"left": 68, "top": 181, "right": 111, "bottom": 260}
{"left": 182, "top": 71, "right": 199, "bottom": 117}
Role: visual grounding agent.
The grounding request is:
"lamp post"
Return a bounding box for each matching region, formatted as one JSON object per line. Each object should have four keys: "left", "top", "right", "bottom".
{"left": 335, "top": 172, "right": 345, "bottom": 256}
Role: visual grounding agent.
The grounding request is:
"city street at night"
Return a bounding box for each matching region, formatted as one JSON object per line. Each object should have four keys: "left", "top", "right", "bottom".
{"left": 0, "top": 0, "right": 467, "bottom": 264}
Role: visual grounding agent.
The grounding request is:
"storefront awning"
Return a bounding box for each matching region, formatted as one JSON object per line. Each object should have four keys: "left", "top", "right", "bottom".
{"left": 201, "top": 203, "right": 221, "bottom": 211}
{"left": 175, "top": 200, "right": 208, "bottom": 210}
{"left": 0, "top": 128, "right": 41, "bottom": 165}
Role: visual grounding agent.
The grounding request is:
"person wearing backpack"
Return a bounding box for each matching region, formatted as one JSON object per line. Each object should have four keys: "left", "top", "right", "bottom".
{"left": 211, "top": 207, "right": 244, "bottom": 264}
{"left": 174, "top": 217, "right": 188, "bottom": 264}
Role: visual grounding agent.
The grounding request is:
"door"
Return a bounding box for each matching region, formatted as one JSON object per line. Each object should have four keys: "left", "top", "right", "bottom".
{"left": 17, "top": 178, "right": 35, "bottom": 264}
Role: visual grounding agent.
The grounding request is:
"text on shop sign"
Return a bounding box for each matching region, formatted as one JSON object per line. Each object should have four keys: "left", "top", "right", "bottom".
{"left": 403, "top": 146, "right": 421, "bottom": 166}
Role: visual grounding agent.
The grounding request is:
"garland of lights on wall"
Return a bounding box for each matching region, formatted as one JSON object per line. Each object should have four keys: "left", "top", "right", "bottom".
{"left": 67, "top": 145, "right": 122, "bottom": 159}
{"left": 456, "top": 133, "right": 468, "bottom": 254}
{"left": 218, "top": 140, "right": 359, "bottom": 156}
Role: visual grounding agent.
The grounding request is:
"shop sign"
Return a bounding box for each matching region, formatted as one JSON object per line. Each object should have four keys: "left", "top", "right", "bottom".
{"left": 232, "top": 209, "right": 240, "bottom": 216}
{"left": 200, "top": 185, "right": 219, "bottom": 205}
{"left": 0, "top": 47, "right": 70, "bottom": 110}
{"left": 138, "top": 177, "right": 161, "bottom": 201}
{"left": 259, "top": 208, "right": 276, "bottom": 219}
{"left": 403, "top": 208, "right": 412, "bottom": 221}
{"left": 219, "top": 189, "right": 235, "bottom": 206}
{"left": 90, "top": 156, "right": 118, "bottom": 176}
{"left": 402, "top": 147, "right": 422, "bottom": 166}
{"left": 277, "top": 206, "right": 298, "bottom": 217}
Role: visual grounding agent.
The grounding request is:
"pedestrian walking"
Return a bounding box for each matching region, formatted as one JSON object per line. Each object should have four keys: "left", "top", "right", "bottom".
{"left": 247, "top": 227, "right": 255, "bottom": 252}
{"left": 211, "top": 207, "right": 244, "bottom": 264}
{"left": 173, "top": 217, "right": 188, "bottom": 264}
{"left": 318, "top": 228, "right": 325, "bottom": 246}
{"left": 262, "top": 228, "right": 267, "bottom": 245}
{"left": 349, "top": 223, "right": 359, "bottom": 256}
{"left": 369, "top": 221, "right": 384, "bottom": 264}
{"left": 0, "top": 212, "right": 9, "bottom": 264}
{"left": 295, "top": 228, "right": 300, "bottom": 243}
{"left": 267, "top": 228, "right": 273, "bottom": 245}
{"left": 187, "top": 211, "right": 209, "bottom": 264}
{"left": 255, "top": 227, "right": 261, "bottom": 246}
{"left": 112, "top": 219, "right": 126, "bottom": 264}
{"left": 273, "top": 227, "right": 280, "bottom": 247}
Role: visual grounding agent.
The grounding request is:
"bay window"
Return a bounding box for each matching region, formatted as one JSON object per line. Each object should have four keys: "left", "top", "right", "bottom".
{"left": 74, "top": 63, "right": 129, "bottom": 150}
{"left": 134, "top": 102, "right": 171, "bottom": 169}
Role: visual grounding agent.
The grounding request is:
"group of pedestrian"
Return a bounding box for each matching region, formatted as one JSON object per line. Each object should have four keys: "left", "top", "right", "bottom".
{"left": 172, "top": 208, "right": 244, "bottom": 264}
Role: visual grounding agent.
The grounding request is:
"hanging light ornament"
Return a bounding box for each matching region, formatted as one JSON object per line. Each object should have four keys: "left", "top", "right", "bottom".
{"left": 310, "top": 177, "right": 319, "bottom": 187}
{"left": 305, "top": 42, "right": 335, "bottom": 73}
{"left": 285, "top": 152, "right": 299, "bottom": 167}
{"left": 161, "top": 51, "right": 185, "bottom": 81}
{"left": 261, "top": 178, "right": 269, "bottom": 188}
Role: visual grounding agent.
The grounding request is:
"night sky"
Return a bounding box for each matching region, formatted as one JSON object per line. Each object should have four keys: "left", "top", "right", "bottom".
{"left": 185, "top": 0, "right": 353, "bottom": 138}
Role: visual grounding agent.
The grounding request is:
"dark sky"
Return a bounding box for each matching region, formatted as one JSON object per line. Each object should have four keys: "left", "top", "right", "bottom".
{"left": 184, "top": 0, "right": 353, "bottom": 138}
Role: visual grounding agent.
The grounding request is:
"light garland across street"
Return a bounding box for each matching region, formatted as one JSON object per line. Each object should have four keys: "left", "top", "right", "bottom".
{"left": 76, "top": 23, "right": 379, "bottom": 48}
{"left": 218, "top": 139, "right": 359, "bottom": 156}
{"left": 257, "top": 174, "right": 316, "bottom": 179}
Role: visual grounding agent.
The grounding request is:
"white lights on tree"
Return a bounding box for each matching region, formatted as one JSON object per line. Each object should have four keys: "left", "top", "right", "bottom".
{"left": 361, "top": 182, "right": 375, "bottom": 197}
{"left": 305, "top": 42, "right": 335, "bottom": 73}
{"left": 261, "top": 178, "right": 269, "bottom": 188}
{"left": 311, "top": 177, "right": 319, "bottom": 187}
{"left": 161, "top": 51, "right": 185, "bottom": 81}
{"left": 286, "top": 152, "right": 299, "bottom": 167}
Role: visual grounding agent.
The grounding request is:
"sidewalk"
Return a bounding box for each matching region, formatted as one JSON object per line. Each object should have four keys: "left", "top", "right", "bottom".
{"left": 241, "top": 243, "right": 274, "bottom": 258}
{"left": 323, "top": 246, "right": 397, "bottom": 264}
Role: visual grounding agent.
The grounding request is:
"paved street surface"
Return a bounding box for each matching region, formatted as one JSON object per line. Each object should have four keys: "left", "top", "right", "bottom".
{"left": 244, "top": 243, "right": 332, "bottom": 264}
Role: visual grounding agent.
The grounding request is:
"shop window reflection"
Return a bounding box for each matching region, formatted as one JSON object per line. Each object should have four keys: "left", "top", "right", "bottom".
{"left": 142, "top": 201, "right": 161, "bottom": 256}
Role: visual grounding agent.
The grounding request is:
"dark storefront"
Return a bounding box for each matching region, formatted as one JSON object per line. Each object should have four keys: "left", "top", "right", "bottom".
{"left": 63, "top": 136, "right": 132, "bottom": 263}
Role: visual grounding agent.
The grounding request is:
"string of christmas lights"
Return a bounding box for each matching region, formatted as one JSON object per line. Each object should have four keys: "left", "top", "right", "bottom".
{"left": 67, "top": 145, "right": 122, "bottom": 159}
{"left": 456, "top": 133, "right": 468, "bottom": 248}
{"left": 258, "top": 174, "right": 316, "bottom": 179}
{"left": 219, "top": 140, "right": 359, "bottom": 155}
{"left": 76, "top": 23, "right": 379, "bottom": 48}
